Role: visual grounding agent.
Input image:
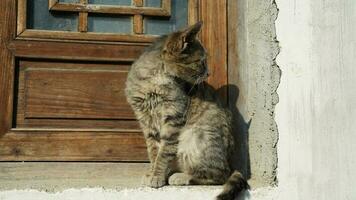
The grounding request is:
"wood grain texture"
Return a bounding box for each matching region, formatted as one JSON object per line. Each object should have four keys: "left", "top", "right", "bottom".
{"left": 24, "top": 69, "right": 134, "bottom": 119}
{"left": 161, "top": 0, "right": 172, "bottom": 14}
{"left": 133, "top": 0, "right": 143, "bottom": 7}
{"left": 200, "top": 0, "right": 228, "bottom": 100}
{"left": 16, "top": 0, "right": 26, "bottom": 35}
{"left": 133, "top": 15, "right": 143, "bottom": 34}
{"left": 78, "top": 12, "right": 88, "bottom": 32}
{"left": 0, "top": 0, "right": 16, "bottom": 136}
{"left": 78, "top": 0, "right": 88, "bottom": 32}
{"left": 14, "top": 61, "right": 140, "bottom": 129}
{"left": 48, "top": 0, "right": 57, "bottom": 9}
{"left": 188, "top": 0, "right": 199, "bottom": 25}
{"left": 8, "top": 40, "right": 147, "bottom": 61}
{"left": 17, "top": 30, "right": 157, "bottom": 43}
{"left": 0, "top": 131, "right": 147, "bottom": 161}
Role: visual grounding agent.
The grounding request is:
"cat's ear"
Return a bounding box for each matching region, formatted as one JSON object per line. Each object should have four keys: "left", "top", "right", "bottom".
{"left": 163, "top": 21, "right": 203, "bottom": 55}
{"left": 180, "top": 21, "right": 203, "bottom": 43}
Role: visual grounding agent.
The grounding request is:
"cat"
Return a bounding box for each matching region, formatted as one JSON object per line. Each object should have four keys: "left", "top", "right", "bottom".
{"left": 125, "top": 21, "right": 249, "bottom": 200}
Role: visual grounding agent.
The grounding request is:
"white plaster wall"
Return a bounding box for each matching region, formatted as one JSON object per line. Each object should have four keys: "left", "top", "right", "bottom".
{"left": 275, "top": 0, "right": 356, "bottom": 199}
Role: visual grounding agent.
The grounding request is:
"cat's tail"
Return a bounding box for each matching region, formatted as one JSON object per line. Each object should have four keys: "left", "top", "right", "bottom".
{"left": 216, "top": 171, "right": 249, "bottom": 200}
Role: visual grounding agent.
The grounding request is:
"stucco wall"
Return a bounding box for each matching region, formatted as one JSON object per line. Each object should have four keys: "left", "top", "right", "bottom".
{"left": 230, "top": 0, "right": 280, "bottom": 187}
{"left": 275, "top": 0, "right": 356, "bottom": 199}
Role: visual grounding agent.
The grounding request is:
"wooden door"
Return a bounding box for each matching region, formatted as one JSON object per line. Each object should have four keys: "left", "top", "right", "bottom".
{"left": 0, "top": 0, "right": 227, "bottom": 161}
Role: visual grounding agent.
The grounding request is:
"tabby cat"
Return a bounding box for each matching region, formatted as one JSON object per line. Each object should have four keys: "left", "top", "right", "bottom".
{"left": 125, "top": 21, "right": 249, "bottom": 200}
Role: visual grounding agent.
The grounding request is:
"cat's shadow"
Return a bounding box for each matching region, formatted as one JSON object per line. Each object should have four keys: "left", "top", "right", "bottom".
{"left": 214, "top": 84, "right": 251, "bottom": 181}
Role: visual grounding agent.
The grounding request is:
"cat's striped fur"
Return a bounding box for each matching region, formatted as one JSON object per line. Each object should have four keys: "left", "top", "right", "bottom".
{"left": 125, "top": 22, "right": 249, "bottom": 200}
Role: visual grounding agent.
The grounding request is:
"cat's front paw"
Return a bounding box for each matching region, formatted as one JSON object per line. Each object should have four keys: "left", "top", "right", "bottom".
{"left": 142, "top": 174, "right": 166, "bottom": 188}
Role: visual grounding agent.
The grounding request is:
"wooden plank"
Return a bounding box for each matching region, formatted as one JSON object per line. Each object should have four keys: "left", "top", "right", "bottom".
{"left": 133, "top": 15, "right": 143, "bottom": 34}
{"left": 0, "top": 0, "right": 16, "bottom": 136}
{"left": 200, "top": 0, "right": 228, "bottom": 100}
{"left": 78, "top": 12, "right": 88, "bottom": 32}
{"left": 15, "top": 118, "right": 140, "bottom": 129}
{"left": 0, "top": 131, "right": 148, "bottom": 161}
{"left": 23, "top": 68, "right": 135, "bottom": 119}
{"left": 48, "top": 0, "right": 58, "bottom": 9}
{"left": 78, "top": 0, "right": 88, "bottom": 32}
{"left": 0, "top": 162, "right": 150, "bottom": 190}
{"left": 133, "top": 0, "right": 144, "bottom": 34}
{"left": 16, "top": 0, "right": 26, "bottom": 35}
{"left": 14, "top": 60, "right": 140, "bottom": 130}
{"left": 161, "top": 0, "right": 172, "bottom": 14}
{"left": 8, "top": 40, "right": 147, "bottom": 61}
{"left": 133, "top": 0, "right": 143, "bottom": 7}
{"left": 50, "top": 3, "right": 170, "bottom": 16}
{"left": 17, "top": 30, "right": 157, "bottom": 43}
{"left": 188, "top": 0, "right": 199, "bottom": 25}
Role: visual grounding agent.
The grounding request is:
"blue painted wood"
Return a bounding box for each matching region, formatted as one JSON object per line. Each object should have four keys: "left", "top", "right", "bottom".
{"left": 27, "top": 0, "right": 78, "bottom": 31}
{"left": 88, "top": 0, "right": 131, "bottom": 5}
{"left": 145, "top": 0, "right": 188, "bottom": 35}
{"left": 26, "top": 0, "right": 188, "bottom": 35}
{"left": 88, "top": 14, "right": 132, "bottom": 33}
{"left": 145, "top": 0, "right": 161, "bottom": 7}
{"left": 59, "top": 0, "right": 80, "bottom": 3}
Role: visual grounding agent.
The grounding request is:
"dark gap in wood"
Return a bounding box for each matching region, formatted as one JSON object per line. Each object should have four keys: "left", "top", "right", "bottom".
{"left": 11, "top": 58, "right": 20, "bottom": 128}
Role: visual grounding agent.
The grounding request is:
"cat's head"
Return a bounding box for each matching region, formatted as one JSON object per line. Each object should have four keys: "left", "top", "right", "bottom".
{"left": 160, "top": 21, "right": 208, "bottom": 84}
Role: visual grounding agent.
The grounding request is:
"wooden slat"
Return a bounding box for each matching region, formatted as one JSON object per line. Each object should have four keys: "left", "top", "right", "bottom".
{"left": 200, "top": 0, "right": 228, "bottom": 100}
{"left": 16, "top": 119, "right": 140, "bottom": 130}
{"left": 161, "top": 0, "right": 172, "bottom": 14}
{"left": 133, "top": 15, "right": 143, "bottom": 34}
{"left": 16, "top": 0, "right": 26, "bottom": 35}
{"left": 78, "top": 12, "right": 88, "bottom": 32}
{"left": 0, "top": 131, "right": 148, "bottom": 161}
{"left": 0, "top": 0, "right": 16, "bottom": 136}
{"left": 133, "top": 0, "right": 143, "bottom": 34}
{"left": 8, "top": 40, "right": 146, "bottom": 61}
{"left": 17, "top": 30, "right": 157, "bottom": 43}
{"left": 188, "top": 0, "right": 199, "bottom": 25}
{"left": 50, "top": 3, "right": 170, "bottom": 16}
{"left": 78, "top": 0, "right": 88, "bottom": 32}
{"left": 48, "top": 0, "right": 57, "bottom": 9}
{"left": 14, "top": 61, "right": 140, "bottom": 129}
{"left": 133, "top": 0, "right": 143, "bottom": 7}
{"left": 24, "top": 69, "right": 135, "bottom": 119}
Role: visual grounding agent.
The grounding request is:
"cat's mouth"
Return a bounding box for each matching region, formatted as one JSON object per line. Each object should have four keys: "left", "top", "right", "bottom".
{"left": 195, "top": 69, "right": 209, "bottom": 83}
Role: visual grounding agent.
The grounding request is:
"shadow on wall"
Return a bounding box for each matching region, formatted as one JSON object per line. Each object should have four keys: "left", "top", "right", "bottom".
{"left": 216, "top": 84, "right": 252, "bottom": 180}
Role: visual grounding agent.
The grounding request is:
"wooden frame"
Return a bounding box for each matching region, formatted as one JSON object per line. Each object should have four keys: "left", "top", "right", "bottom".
{"left": 16, "top": 0, "right": 197, "bottom": 43}
{"left": 0, "top": 0, "right": 229, "bottom": 161}
{"left": 48, "top": 0, "right": 171, "bottom": 16}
